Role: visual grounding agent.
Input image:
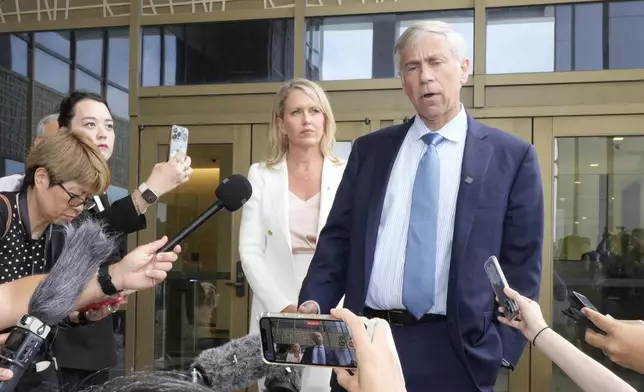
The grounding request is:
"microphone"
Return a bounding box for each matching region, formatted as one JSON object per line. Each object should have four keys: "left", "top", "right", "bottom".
{"left": 190, "top": 333, "right": 301, "bottom": 392}
{"left": 0, "top": 219, "right": 117, "bottom": 391}
{"left": 160, "top": 174, "right": 252, "bottom": 252}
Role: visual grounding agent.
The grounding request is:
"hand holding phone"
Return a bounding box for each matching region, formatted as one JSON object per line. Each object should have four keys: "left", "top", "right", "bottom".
{"left": 484, "top": 256, "right": 520, "bottom": 321}
{"left": 562, "top": 291, "right": 606, "bottom": 335}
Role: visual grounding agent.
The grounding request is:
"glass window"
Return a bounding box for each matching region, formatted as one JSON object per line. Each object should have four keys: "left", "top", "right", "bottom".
{"left": 306, "top": 10, "right": 474, "bottom": 81}
{"left": 76, "top": 29, "right": 103, "bottom": 75}
{"left": 141, "top": 27, "right": 161, "bottom": 87}
{"left": 144, "top": 20, "right": 293, "bottom": 86}
{"left": 34, "top": 31, "right": 71, "bottom": 58}
{"left": 9, "top": 35, "right": 28, "bottom": 76}
{"left": 75, "top": 69, "right": 101, "bottom": 95}
{"left": 107, "top": 86, "right": 129, "bottom": 119}
{"left": 108, "top": 28, "right": 130, "bottom": 89}
{"left": 551, "top": 136, "right": 644, "bottom": 392}
{"left": 34, "top": 48, "right": 70, "bottom": 94}
{"left": 486, "top": 1, "right": 644, "bottom": 74}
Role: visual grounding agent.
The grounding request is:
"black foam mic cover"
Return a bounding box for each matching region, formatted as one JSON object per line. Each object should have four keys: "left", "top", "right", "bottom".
{"left": 215, "top": 174, "right": 252, "bottom": 212}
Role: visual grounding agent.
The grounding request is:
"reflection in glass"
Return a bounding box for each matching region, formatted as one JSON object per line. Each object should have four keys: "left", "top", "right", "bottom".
{"left": 9, "top": 35, "right": 28, "bottom": 76}
{"left": 75, "top": 29, "right": 103, "bottom": 74}
{"left": 142, "top": 20, "right": 293, "bottom": 87}
{"left": 141, "top": 27, "right": 161, "bottom": 87}
{"left": 35, "top": 31, "right": 71, "bottom": 58}
{"left": 306, "top": 10, "right": 475, "bottom": 81}
{"left": 107, "top": 86, "right": 129, "bottom": 120}
{"left": 108, "top": 29, "right": 130, "bottom": 89}
{"left": 34, "top": 49, "right": 70, "bottom": 94}
{"left": 552, "top": 136, "right": 644, "bottom": 391}
{"left": 75, "top": 69, "right": 101, "bottom": 95}
{"left": 153, "top": 144, "right": 234, "bottom": 371}
{"left": 486, "top": 1, "right": 644, "bottom": 74}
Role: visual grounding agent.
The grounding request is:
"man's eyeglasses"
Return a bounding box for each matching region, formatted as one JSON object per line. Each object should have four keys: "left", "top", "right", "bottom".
{"left": 58, "top": 184, "right": 93, "bottom": 209}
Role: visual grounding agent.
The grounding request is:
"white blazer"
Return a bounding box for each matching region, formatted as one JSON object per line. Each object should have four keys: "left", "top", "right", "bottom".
{"left": 239, "top": 157, "right": 347, "bottom": 334}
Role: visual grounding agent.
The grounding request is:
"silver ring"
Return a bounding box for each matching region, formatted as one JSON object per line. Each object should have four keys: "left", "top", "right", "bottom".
{"left": 106, "top": 305, "right": 112, "bottom": 313}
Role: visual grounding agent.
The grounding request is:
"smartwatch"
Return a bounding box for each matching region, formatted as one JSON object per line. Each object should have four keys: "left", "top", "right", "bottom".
{"left": 97, "top": 264, "right": 119, "bottom": 296}
{"left": 138, "top": 182, "right": 158, "bottom": 204}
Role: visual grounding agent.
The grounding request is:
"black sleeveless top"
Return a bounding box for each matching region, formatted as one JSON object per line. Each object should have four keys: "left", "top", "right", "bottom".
{"left": 0, "top": 192, "right": 47, "bottom": 284}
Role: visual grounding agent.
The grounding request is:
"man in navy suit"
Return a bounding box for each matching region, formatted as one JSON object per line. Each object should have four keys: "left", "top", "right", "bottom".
{"left": 298, "top": 20, "right": 543, "bottom": 392}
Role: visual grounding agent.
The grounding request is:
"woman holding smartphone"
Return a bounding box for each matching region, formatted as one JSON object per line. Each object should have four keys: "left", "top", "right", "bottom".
{"left": 498, "top": 287, "right": 636, "bottom": 392}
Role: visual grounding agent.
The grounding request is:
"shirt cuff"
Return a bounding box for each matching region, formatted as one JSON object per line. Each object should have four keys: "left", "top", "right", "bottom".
{"left": 501, "top": 358, "right": 514, "bottom": 370}
{"left": 300, "top": 300, "right": 321, "bottom": 314}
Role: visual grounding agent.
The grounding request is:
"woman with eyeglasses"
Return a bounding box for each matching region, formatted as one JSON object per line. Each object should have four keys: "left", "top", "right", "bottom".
{"left": 0, "top": 129, "right": 109, "bottom": 283}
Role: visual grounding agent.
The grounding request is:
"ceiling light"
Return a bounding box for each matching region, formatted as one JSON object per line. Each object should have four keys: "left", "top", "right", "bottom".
{"left": 613, "top": 137, "right": 624, "bottom": 141}
{"left": 590, "top": 163, "right": 599, "bottom": 167}
{"left": 574, "top": 221, "right": 579, "bottom": 225}
{"left": 574, "top": 181, "right": 581, "bottom": 184}
{"left": 582, "top": 217, "right": 587, "bottom": 220}
{"left": 559, "top": 197, "right": 566, "bottom": 201}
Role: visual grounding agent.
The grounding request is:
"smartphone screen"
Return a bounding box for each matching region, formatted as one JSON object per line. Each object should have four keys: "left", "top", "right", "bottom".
{"left": 572, "top": 291, "right": 599, "bottom": 312}
{"left": 169, "top": 125, "right": 189, "bottom": 159}
{"left": 259, "top": 315, "right": 357, "bottom": 368}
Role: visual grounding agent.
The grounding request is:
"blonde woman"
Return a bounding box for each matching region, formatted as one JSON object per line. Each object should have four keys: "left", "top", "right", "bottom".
{"left": 239, "top": 78, "right": 346, "bottom": 392}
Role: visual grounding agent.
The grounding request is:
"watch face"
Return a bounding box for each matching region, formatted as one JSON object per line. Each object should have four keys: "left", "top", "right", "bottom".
{"left": 142, "top": 190, "right": 157, "bottom": 203}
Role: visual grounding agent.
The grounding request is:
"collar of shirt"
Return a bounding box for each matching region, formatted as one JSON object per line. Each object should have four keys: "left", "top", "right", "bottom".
{"left": 410, "top": 104, "right": 468, "bottom": 144}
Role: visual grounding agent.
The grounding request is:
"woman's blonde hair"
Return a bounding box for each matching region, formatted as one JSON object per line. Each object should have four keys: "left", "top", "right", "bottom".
{"left": 265, "top": 78, "right": 339, "bottom": 167}
{"left": 25, "top": 129, "right": 110, "bottom": 195}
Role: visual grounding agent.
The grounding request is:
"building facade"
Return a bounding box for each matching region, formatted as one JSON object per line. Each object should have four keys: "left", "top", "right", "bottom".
{"left": 0, "top": 0, "right": 643, "bottom": 391}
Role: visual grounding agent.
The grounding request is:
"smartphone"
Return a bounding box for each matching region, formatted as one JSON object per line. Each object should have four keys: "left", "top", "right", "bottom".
{"left": 567, "top": 291, "right": 606, "bottom": 335}
{"left": 484, "top": 256, "right": 520, "bottom": 321}
{"left": 78, "top": 296, "right": 126, "bottom": 313}
{"left": 258, "top": 313, "right": 357, "bottom": 369}
{"left": 169, "top": 125, "right": 189, "bottom": 160}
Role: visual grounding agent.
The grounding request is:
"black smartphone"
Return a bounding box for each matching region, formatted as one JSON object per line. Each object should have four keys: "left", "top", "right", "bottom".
{"left": 567, "top": 291, "right": 606, "bottom": 335}
{"left": 258, "top": 313, "right": 357, "bottom": 369}
{"left": 484, "top": 256, "right": 519, "bottom": 321}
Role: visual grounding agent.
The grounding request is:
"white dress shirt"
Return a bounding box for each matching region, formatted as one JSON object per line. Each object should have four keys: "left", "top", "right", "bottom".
{"left": 366, "top": 106, "right": 468, "bottom": 315}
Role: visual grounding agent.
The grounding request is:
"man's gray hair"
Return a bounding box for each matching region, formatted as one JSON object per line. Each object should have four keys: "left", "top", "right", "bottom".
{"left": 36, "top": 113, "right": 59, "bottom": 137}
{"left": 393, "top": 20, "right": 468, "bottom": 73}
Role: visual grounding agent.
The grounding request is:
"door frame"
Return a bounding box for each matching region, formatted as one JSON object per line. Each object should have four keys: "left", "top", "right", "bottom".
{"left": 531, "top": 114, "right": 644, "bottom": 391}
{"left": 131, "top": 124, "right": 251, "bottom": 370}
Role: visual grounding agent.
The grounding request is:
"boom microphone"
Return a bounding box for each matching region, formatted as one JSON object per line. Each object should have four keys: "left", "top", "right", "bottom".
{"left": 160, "top": 174, "right": 252, "bottom": 252}
{"left": 0, "top": 219, "right": 117, "bottom": 391}
{"left": 190, "top": 333, "right": 301, "bottom": 392}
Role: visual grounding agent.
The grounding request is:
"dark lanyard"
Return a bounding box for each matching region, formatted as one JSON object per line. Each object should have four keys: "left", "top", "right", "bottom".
{"left": 16, "top": 192, "right": 52, "bottom": 273}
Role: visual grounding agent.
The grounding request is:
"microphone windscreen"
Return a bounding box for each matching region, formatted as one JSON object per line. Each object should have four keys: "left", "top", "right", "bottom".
{"left": 29, "top": 218, "right": 117, "bottom": 325}
{"left": 192, "top": 333, "right": 268, "bottom": 392}
{"left": 265, "top": 365, "right": 302, "bottom": 392}
{"left": 215, "top": 174, "right": 252, "bottom": 211}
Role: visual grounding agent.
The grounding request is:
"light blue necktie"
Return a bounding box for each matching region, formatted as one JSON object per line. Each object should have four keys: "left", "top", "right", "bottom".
{"left": 403, "top": 132, "right": 443, "bottom": 319}
{"left": 316, "top": 346, "right": 325, "bottom": 364}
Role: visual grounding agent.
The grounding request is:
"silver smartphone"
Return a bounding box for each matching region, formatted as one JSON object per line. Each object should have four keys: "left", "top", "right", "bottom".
{"left": 258, "top": 313, "right": 357, "bottom": 369}
{"left": 169, "top": 125, "right": 189, "bottom": 160}
{"left": 484, "top": 256, "right": 519, "bottom": 321}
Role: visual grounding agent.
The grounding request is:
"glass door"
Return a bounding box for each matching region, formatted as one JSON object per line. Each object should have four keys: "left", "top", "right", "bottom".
{"left": 534, "top": 115, "right": 644, "bottom": 391}
{"left": 133, "top": 125, "right": 251, "bottom": 375}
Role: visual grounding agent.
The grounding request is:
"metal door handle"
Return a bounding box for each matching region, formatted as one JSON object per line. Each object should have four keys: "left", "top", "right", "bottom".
{"left": 226, "top": 261, "right": 246, "bottom": 297}
{"left": 225, "top": 281, "right": 243, "bottom": 288}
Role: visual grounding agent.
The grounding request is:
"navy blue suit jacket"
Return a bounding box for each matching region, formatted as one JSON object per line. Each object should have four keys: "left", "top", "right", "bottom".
{"left": 298, "top": 115, "right": 544, "bottom": 389}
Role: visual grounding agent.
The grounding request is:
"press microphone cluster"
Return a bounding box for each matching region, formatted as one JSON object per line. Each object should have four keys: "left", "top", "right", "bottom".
{"left": 0, "top": 220, "right": 117, "bottom": 391}
{"left": 160, "top": 174, "right": 253, "bottom": 252}
{"left": 191, "top": 333, "right": 301, "bottom": 392}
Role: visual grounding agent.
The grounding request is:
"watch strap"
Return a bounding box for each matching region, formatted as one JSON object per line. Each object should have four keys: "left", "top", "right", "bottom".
{"left": 97, "top": 264, "right": 119, "bottom": 296}
{"left": 138, "top": 182, "right": 158, "bottom": 204}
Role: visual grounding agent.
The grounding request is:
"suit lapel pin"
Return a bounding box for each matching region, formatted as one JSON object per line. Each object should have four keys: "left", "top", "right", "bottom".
{"left": 267, "top": 230, "right": 273, "bottom": 236}
{"left": 465, "top": 176, "right": 474, "bottom": 184}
